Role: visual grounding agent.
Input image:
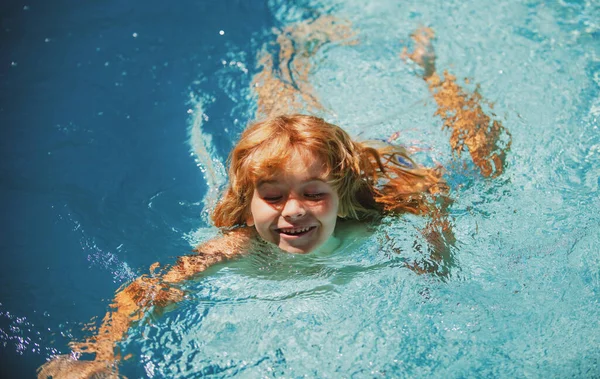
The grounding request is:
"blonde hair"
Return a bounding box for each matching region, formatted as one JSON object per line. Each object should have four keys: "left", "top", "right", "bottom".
{"left": 212, "top": 114, "right": 445, "bottom": 227}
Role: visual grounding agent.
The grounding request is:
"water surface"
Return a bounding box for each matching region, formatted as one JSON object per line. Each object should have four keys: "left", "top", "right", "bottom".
{"left": 1, "top": 0, "right": 599, "bottom": 377}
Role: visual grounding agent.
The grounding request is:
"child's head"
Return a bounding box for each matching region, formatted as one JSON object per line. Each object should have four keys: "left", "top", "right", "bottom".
{"left": 213, "top": 114, "right": 377, "bottom": 253}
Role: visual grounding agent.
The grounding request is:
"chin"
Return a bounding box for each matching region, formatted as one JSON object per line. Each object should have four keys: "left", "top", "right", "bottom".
{"left": 278, "top": 243, "right": 316, "bottom": 254}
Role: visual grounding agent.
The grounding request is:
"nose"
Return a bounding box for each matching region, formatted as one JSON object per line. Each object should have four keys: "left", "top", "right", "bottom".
{"left": 281, "top": 197, "right": 306, "bottom": 219}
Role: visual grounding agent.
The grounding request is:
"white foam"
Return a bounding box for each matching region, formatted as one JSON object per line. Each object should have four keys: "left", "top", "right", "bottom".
{"left": 187, "top": 94, "right": 227, "bottom": 226}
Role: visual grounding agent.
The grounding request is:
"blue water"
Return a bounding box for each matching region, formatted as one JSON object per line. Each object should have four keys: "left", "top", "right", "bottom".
{"left": 1, "top": 0, "right": 599, "bottom": 377}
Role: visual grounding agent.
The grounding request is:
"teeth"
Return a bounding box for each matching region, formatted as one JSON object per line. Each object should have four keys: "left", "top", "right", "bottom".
{"left": 279, "top": 227, "right": 312, "bottom": 235}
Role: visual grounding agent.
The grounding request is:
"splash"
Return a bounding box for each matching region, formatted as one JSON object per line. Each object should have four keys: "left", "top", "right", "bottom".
{"left": 187, "top": 95, "right": 227, "bottom": 224}
{"left": 56, "top": 205, "right": 136, "bottom": 284}
{"left": 0, "top": 304, "right": 61, "bottom": 358}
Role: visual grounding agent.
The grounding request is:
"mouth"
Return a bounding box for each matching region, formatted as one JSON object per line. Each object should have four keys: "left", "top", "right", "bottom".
{"left": 276, "top": 226, "right": 317, "bottom": 237}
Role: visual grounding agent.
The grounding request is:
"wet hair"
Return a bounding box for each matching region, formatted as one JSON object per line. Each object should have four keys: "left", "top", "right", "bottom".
{"left": 212, "top": 114, "right": 446, "bottom": 227}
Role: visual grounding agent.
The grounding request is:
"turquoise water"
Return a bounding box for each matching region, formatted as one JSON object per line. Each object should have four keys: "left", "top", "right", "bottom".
{"left": 1, "top": 0, "right": 599, "bottom": 377}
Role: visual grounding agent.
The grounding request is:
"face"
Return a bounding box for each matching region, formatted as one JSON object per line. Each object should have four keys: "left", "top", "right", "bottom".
{"left": 247, "top": 154, "right": 340, "bottom": 254}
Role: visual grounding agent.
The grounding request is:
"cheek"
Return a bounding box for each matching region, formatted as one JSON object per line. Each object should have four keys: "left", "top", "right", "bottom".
{"left": 313, "top": 197, "right": 339, "bottom": 222}
{"left": 249, "top": 197, "right": 276, "bottom": 227}
{"left": 246, "top": 197, "right": 256, "bottom": 226}
{"left": 328, "top": 194, "right": 340, "bottom": 215}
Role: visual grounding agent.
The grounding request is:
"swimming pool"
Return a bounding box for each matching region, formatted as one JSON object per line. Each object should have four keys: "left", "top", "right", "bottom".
{"left": 1, "top": 0, "right": 599, "bottom": 377}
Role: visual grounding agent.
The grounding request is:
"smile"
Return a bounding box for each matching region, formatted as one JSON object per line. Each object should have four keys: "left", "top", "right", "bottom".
{"left": 276, "top": 226, "right": 316, "bottom": 236}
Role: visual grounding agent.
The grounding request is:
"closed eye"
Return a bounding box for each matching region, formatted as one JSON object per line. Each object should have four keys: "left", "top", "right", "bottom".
{"left": 262, "top": 196, "right": 283, "bottom": 203}
{"left": 304, "top": 193, "right": 325, "bottom": 200}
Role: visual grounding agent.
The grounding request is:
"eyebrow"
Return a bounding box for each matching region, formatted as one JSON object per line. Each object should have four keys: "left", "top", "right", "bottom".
{"left": 256, "top": 177, "right": 328, "bottom": 187}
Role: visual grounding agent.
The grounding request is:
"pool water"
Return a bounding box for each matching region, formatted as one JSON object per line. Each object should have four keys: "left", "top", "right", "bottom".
{"left": 1, "top": 0, "right": 599, "bottom": 377}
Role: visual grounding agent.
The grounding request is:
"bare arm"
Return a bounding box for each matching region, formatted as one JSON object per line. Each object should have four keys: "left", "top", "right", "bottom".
{"left": 252, "top": 16, "right": 358, "bottom": 118}
{"left": 38, "top": 227, "right": 257, "bottom": 379}
{"left": 396, "top": 27, "right": 513, "bottom": 274}
{"left": 414, "top": 204, "right": 456, "bottom": 277}
{"left": 401, "top": 27, "right": 512, "bottom": 178}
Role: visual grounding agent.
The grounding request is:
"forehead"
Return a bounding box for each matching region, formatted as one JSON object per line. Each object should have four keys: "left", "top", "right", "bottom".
{"left": 253, "top": 148, "right": 330, "bottom": 184}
